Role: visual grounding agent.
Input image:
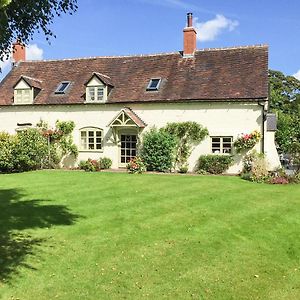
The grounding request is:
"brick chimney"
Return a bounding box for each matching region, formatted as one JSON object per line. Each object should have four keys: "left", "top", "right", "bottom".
{"left": 183, "top": 13, "right": 197, "bottom": 57}
{"left": 12, "top": 41, "right": 26, "bottom": 64}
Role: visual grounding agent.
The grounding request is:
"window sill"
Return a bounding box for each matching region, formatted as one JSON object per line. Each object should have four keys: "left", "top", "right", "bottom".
{"left": 84, "top": 101, "right": 106, "bottom": 104}
{"left": 79, "top": 150, "right": 104, "bottom": 153}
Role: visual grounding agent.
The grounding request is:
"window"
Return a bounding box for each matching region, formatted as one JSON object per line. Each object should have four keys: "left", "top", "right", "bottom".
{"left": 86, "top": 86, "right": 105, "bottom": 102}
{"left": 55, "top": 81, "right": 71, "bottom": 94}
{"left": 80, "top": 127, "right": 103, "bottom": 151}
{"left": 146, "top": 78, "right": 161, "bottom": 91}
{"left": 211, "top": 137, "right": 232, "bottom": 154}
{"left": 14, "top": 89, "right": 32, "bottom": 104}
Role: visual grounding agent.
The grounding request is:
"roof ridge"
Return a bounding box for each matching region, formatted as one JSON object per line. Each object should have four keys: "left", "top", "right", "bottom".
{"left": 20, "top": 44, "right": 268, "bottom": 64}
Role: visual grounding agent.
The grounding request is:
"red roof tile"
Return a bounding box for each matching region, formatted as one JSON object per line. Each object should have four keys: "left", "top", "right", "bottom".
{"left": 0, "top": 45, "right": 268, "bottom": 106}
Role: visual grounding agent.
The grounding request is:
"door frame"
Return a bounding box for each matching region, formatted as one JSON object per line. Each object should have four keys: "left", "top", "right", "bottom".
{"left": 118, "top": 128, "right": 139, "bottom": 168}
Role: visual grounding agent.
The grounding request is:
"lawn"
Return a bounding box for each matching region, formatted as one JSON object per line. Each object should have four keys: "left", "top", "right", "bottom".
{"left": 0, "top": 171, "right": 299, "bottom": 300}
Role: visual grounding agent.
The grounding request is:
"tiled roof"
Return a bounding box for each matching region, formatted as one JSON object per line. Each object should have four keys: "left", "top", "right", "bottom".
{"left": 14, "top": 75, "right": 42, "bottom": 89}
{"left": 0, "top": 45, "right": 269, "bottom": 106}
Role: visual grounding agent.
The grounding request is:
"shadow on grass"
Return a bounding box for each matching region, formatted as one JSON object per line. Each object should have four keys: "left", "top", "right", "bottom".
{"left": 0, "top": 188, "right": 80, "bottom": 282}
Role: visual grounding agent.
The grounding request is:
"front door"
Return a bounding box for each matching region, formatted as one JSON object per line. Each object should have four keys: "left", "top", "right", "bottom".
{"left": 120, "top": 134, "right": 137, "bottom": 167}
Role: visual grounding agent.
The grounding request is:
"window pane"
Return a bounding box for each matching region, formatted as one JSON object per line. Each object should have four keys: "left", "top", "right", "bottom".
{"left": 96, "top": 144, "right": 102, "bottom": 150}
{"left": 96, "top": 131, "right": 101, "bottom": 137}
{"left": 97, "top": 87, "right": 104, "bottom": 100}
{"left": 88, "top": 87, "right": 95, "bottom": 101}
{"left": 223, "top": 138, "right": 232, "bottom": 143}
{"left": 88, "top": 131, "right": 94, "bottom": 137}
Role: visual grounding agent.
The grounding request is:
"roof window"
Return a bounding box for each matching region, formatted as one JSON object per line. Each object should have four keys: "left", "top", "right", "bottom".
{"left": 55, "top": 81, "right": 71, "bottom": 94}
{"left": 146, "top": 78, "right": 161, "bottom": 91}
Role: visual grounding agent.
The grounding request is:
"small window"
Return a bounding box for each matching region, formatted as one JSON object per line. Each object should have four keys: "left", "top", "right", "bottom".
{"left": 80, "top": 127, "right": 103, "bottom": 151}
{"left": 146, "top": 78, "right": 161, "bottom": 91}
{"left": 14, "top": 89, "right": 33, "bottom": 104}
{"left": 86, "top": 86, "right": 104, "bottom": 102}
{"left": 55, "top": 81, "right": 71, "bottom": 94}
{"left": 211, "top": 137, "right": 233, "bottom": 154}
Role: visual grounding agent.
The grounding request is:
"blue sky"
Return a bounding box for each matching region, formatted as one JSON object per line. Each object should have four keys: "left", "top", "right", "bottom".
{"left": 1, "top": 0, "right": 300, "bottom": 80}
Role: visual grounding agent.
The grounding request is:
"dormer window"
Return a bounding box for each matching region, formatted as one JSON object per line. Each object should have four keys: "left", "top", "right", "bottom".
{"left": 87, "top": 86, "right": 104, "bottom": 102}
{"left": 147, "top": 78, "right": 161, "bottom": 91}
{"left": 55, "top": 81, "right": 71, "bottom": 94}
{"left": 14, "top": 89, "right": 32, "bottom": 104}
{"left": 85, "top": 73, "right": 111, "bottom": 103}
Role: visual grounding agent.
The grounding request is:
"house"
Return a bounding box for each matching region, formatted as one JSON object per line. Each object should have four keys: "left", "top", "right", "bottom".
{"left": 0, "top": 13, "right": 280, "bottom": 173}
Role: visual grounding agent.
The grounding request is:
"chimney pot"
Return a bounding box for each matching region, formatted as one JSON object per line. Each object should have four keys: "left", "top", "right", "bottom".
{"left": 187, "top": 12, "right": 193, "bottom": 27}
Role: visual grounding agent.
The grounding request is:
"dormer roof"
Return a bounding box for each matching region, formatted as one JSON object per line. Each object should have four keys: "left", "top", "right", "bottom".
{"left": 13, "top": 75, "right": 42, "bottom": 89}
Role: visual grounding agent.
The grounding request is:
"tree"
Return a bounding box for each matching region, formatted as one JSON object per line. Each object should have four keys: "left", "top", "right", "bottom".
{"left": 269, "top": 70, "right": 300, "bottom": 171}
{"left": 0, "top": 0, "right": 77, "bottom": 62}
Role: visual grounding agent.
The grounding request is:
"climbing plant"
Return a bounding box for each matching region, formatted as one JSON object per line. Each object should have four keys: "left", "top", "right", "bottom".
{"left": 163, "top": 121, "right": 209, "bottom": 171}
{"left": 37, "top": 119, "right": 78, "bottom": 168}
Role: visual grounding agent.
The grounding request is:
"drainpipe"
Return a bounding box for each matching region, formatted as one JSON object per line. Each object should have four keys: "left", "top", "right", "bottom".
{"left": 258, "top": 101, "right": 267, "bottom": 154}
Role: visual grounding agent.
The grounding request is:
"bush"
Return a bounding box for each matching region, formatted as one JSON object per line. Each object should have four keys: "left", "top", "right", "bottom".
{"left": 127, "top": 156, "right": 146, "bottom": 174}
{"left": 14, "top": 129, "right": 48, "bottom": 172}
{"left": 99, "top": 157, "right": 112, "bottom": 169}
{"left": 79, "top": 159, "right": 100, "bottom": 172}
{"left": 0, "top": 132, "right": 15, "bottom": 172}
{"left": 268, "top": 176, "right": 289, "bottom": 184}
{"left": 178, "top": 165, "right": 188, "bottom": 173}
{"left": 241, "top": 151, "right": 269, "bottom": 183}
{"left": 198, "top": 155, "right": 234, "bottom": 174}
{"left": 140, "top": 128, "right": 176, "bottom": 172}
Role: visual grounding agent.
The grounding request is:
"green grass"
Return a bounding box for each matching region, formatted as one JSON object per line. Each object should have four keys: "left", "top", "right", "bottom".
{"left": 0, "top": 171, "right": 300, "bottom": 299}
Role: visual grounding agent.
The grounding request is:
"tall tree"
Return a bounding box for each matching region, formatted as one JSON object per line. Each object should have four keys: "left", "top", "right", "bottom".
{"left": 0, "top": 0, "right": 77, "bottom": 62}
{"left": 269, "top": 70, "right": 300, "bottom": 166}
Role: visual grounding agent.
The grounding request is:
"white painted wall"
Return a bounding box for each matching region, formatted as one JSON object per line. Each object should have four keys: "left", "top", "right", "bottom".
{"left": 0, "top": 101, "right": 280, "bottom": 173}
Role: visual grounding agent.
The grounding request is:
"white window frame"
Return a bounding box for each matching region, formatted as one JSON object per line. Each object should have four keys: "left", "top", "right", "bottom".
{"left": 14, "top": 88, "right": 33, "bottom": 104}
{"left": 211, "top": 136, "right": 233, "bottom": 154}
{"left": 79, "top": 127, "right": 103, "bottom": 152}
{"left": 86, "top": 86, "right": 105, "bottom": 102}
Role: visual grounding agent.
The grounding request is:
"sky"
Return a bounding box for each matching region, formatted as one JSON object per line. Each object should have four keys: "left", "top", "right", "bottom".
{"left": 1, "top": 0, "right": 300, "bottom": 80}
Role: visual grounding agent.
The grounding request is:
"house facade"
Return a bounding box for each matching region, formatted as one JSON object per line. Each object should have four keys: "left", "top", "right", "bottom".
{"left": 0, "top": 13, "right": 280, "bottom": 173}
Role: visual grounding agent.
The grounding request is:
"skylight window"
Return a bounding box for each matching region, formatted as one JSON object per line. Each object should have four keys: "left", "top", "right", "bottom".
{"left": 55, "top": 81, "right": 71, "bottom": 94}
{"left": 146, "top": 78, "right": 161, "bottom": 91}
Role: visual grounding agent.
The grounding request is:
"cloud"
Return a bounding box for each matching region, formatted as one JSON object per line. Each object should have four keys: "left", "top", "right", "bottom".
{"left": 293, "top": 70, "right": 300, "bottom": 80}
{"left": 26, "top": 44, "right": 43, "bottom": 61}
{"left": 194, "top": 14, "right": 239, "bottom": 42}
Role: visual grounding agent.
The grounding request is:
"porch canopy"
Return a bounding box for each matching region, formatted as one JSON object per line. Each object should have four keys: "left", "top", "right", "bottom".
{"left": 107, "top": 107, "right": 147, "bottom": 128}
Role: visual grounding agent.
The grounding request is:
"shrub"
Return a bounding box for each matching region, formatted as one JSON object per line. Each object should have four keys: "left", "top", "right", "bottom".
{"left": 198, "top": 155, "right": 234, "bottom": 174}
{"left": 13, "top": 129, "right": 48, "bottom": 172}
{"left": 99, "top": 157, "right": 112, "bottom": 169}
{"left": 241, "top": 151, "right": 269, "bottom": 183}
{"left": 79, "top": 159, "right": 100, "bottom": 172}
{"left": 0, "top": 132, "right": 16, "bottom": 172}
{"left": 140, "top": 128, "right": 176, "bottom": 172}
{"left": 127, "top": 156, "right": 146, "bottom": 174}
{"left": 178, "top": 165, "right": 188, "bottom": 173}
{"left": 268, "top": 176, "right": 289, "bottom": 185}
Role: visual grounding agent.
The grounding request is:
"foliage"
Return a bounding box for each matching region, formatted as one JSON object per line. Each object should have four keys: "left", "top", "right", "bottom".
{"left": 0, "top": 132, "right": 15, "bottom": 172}
{"left": 268, "top": 176, "right": 289, "bottom": 185}
{"left": 140, "top": 127, "right": 176, "bottom": 172}
{"left": 37, "top": 120, "right": 78, "bottom": 168}
{"left": 178, "top": 165, "right": 188, "bottom": 174}
{"left": 99, "top": 157, "right": 112, "bottom": 170}
{"left": 13, "top": 128, "right": 48, "bottom": 171}
{"left": 233, "top": 130, "right": 261, "bottom": 153}
{"left": 269, "top": 70, "right": 300, "bottom": 156}
{"left": 79, "top": 159, "right": 100, "bottom": 172}
{"left": 241, "top": 151, "right": 269, "bottom": 183}
{"left": 269, "top": 70, "right": 300, "bottom": 113}
{"left": 127, "top": 156, "right": 146, "bottom": 174}
{"left": 163, "top": 122, "right": 208, "bottom": 170}
{"left": 197, "top": 155, "right": 234, "bottom": 175}
{"left": 0, "top": 0, "right": 77, "bottom": 64}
